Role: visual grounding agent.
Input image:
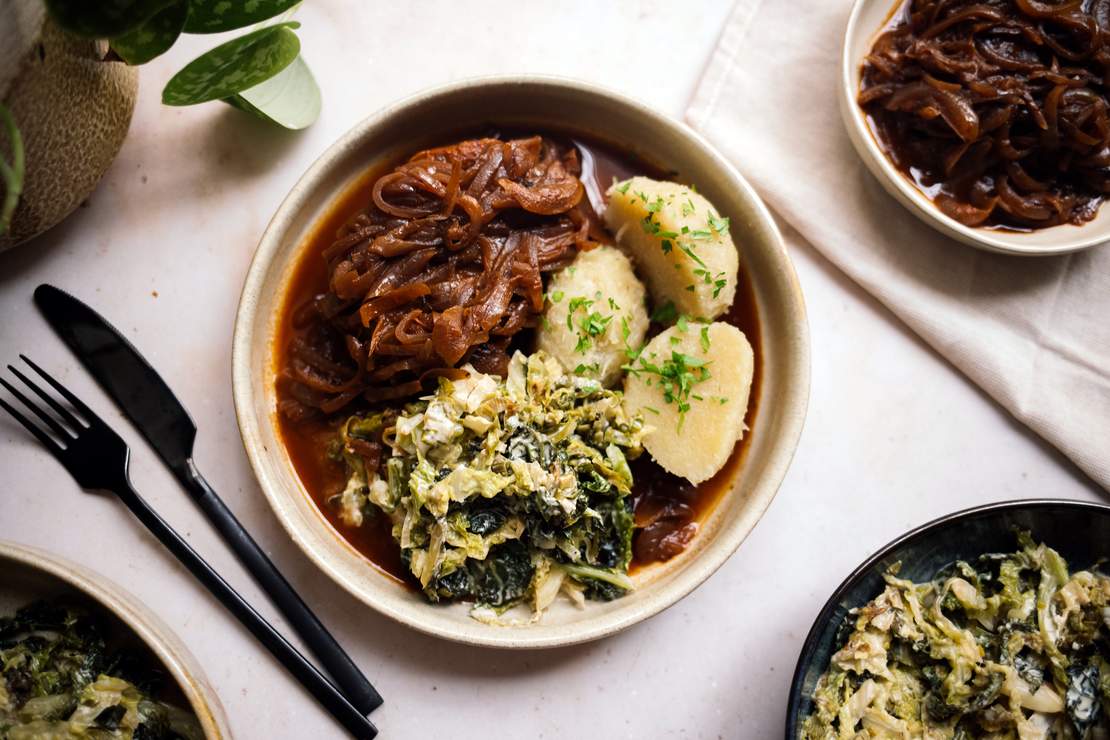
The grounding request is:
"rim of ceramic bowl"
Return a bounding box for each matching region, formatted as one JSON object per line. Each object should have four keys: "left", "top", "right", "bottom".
{"left": 232, "top": 74, "right": 811, "bottom": 647}
{"left": 784, "top": 498, "right": 1110, "bottom": 737}
{"left": 841, "top": 0, "right": 1108, "bottom": 256}
{"left": 0, "top": 541, "right": 230, "bottom": 738}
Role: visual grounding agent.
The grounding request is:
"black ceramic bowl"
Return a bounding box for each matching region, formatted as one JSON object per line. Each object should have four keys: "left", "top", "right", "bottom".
{"left": 785, "top": 498, "right": 1110, "bottom": 738}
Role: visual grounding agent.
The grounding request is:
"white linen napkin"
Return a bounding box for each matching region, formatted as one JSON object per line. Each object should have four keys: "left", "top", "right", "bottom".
{"left": 687, "top": 0, "right": 1110, "bottom": 490}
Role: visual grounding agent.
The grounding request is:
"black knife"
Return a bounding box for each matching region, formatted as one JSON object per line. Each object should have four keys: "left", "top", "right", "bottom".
{"left": 33, "top": 283, "right": 383, "bottom": 716}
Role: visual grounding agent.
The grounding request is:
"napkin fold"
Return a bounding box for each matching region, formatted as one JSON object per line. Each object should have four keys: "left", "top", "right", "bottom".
{"left": 688, "top": 0, "right": 1110, "bottom": 490}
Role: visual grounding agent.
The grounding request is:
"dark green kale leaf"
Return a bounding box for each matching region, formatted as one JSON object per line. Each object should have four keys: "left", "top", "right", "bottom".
{"left": 964, "top": 670, "right": 1004, "bottom": 712}
{"left": 104, "top": 648, "right": 167, "bottom": 696}
{"left": 556, "top": 497, "right": 634, "bottom": 571}
{"left": 505, "top": 425, "right": 559, "bottom": 467}
{"left": 1067, "top": 662, "right": 1102, "bottom": 737}
{"left": 428, "top": 541, "right": 535, "bottom": 608}
{"left": 583, "top": 579, "right": 628, "bottom": 602}
{"left": 466, "top": 503, "right": 508, "bottom": 536}
{"left": 470, "top": 541, "right": 535, "bottom": 607}
{"left": 94, "top": 704, "right": 127, "bottom": 730}
{"left": 924, "top": 690, "right": 960, "bottom": 722}
{"left": 1013, "top": 651, "right": 1047, "bottom": 692}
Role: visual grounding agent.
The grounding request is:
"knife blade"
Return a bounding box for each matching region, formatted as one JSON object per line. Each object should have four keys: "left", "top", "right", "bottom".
{"left": 33, "top": 283, "right": 383, "bottom": 716}
{"left": 33, "top": 285, "right": 197, "bottom": 474}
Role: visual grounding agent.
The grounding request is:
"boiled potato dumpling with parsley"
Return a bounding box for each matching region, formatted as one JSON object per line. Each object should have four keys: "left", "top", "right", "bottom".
{"left": 604, "top": 177, "right": 738, "bottom": 320}
{"left": 536, "top": 245, "right": 649, "bottom": 386}
{"left": 623, "top": 321, "right": 754, "bottom": 484}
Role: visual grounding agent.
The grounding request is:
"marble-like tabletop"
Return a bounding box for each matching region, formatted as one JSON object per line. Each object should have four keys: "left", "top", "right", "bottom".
{"left": 0, "top": 2, "right": 1103, "bottom": 737}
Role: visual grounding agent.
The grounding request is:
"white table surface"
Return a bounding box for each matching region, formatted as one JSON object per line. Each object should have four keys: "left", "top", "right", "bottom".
{"left": 1, "top": 2, "right": 1104, "bottom": 738}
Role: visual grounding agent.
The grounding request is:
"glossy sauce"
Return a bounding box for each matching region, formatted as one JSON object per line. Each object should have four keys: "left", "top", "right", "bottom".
{"left": 275, "top": 131, "right": 762, "bottom": 585}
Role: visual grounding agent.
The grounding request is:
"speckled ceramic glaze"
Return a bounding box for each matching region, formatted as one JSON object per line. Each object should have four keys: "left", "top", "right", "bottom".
{"left": 0, "top": 541, "right": 230, "bottom": 738}
{"left": 232, "top": 76, "right": 810, "bottom": 648}
{"left": 786, "top": 499, "right": 1110, "bottom": 737}
{"left": 842, "top": 0, "right": 1110, "bottom": 255}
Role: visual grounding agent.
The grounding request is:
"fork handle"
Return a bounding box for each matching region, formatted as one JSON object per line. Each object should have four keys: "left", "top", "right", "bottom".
{"left": 112, "top": 480, "right": 378, "bottom": 740}
{"left": 178, "top": 459, "right": 382, "bottom": 714}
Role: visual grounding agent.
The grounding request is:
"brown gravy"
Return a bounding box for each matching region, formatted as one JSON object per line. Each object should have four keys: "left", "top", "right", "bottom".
{"left": 274, "top": 132, "right": 762, "bottom": 586}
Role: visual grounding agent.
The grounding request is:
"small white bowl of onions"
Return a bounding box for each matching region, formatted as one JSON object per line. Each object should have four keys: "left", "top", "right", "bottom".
{"left": 842, "top": 0, "right": 1110, "bottom": 255}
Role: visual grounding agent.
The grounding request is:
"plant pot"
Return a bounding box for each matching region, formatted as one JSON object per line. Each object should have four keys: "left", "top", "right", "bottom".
{"left": 1, "top": 0, "right": 138, "bottom": 251}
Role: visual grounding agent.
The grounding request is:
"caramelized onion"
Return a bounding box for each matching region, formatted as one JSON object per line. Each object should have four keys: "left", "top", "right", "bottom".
{"left": 280, "top": 136, "right": 603, "bottom": 418}
{"left": 860, "top": 0, "right": 1110, "bottom": 229}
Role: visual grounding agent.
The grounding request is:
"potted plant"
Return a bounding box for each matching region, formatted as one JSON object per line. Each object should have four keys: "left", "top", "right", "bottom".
{"left": 0, "top": 0, "right": 320, "bottom": 250}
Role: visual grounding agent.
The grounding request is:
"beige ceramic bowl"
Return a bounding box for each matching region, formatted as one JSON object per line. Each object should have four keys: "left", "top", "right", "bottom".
{"left": 0, "top": 541, "right": 230, "bottom": 737}
{"left": 233, "top": 76, "right": 810, "bottom": 648}
{"left": 842, "top": 0, "right": 1110, "bottom": 256}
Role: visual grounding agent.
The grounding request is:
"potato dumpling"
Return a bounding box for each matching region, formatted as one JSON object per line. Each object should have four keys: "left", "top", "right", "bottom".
{"left": 604, "top": 177, "right": 739, "bottom": 320}
{"left": 536, "top": 245, "right": 649, "bottom": 387}
{"left": 623, "top": 321, "right": 754, "bottom": 484}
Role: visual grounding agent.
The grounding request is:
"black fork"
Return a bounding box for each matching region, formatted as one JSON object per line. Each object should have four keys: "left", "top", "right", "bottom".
{"left": 0, "top": 355, "right": 377, "bottom": 740}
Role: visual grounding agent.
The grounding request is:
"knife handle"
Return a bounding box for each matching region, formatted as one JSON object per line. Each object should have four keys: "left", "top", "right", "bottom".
{"left": 179, "top": 458, "right": 383, "bottom": 715}
{"left": 112, "top": 479, "right": 377, "bottom": 739}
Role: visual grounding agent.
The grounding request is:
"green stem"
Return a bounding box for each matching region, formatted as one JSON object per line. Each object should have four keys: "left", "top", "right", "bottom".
{"left": 0, "top": 103, "right": 25, "bottom": 236}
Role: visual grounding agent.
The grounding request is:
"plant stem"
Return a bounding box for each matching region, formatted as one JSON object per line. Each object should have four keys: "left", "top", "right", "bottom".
{"left": 0, "top": 102, "right": 25, "bottom": 236}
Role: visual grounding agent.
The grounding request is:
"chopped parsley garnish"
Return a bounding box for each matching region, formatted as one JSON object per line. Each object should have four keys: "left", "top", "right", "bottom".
{"left": 549, "top": 290, "right": 564, "bottom": 303}
{"left": 566, "top": 296, "right": 593, "bottom": 330}
{"left": 708, "top": 211, "right": 730, "bottom": 234}
{"left": 681, "top": 198, "right": 696, "bottom": 216}
{"left": 616, "top": 180, "right": 631, "bottom": 194}
{"left": 581, "top": 311, "right": 613, "bottom": 339}
{"left": 620, "top": 315, "right": 643, "bottom": 362}
{"left": 696, "top": 270, "right": 728, "bottom": 298}
{"left": 574, "top": 362, "right": 601, "bottom": 376}
{"left": 700, "top": 325, "right": 711, "bottom": 352}
{"left": 629, "top": 351, "right": 712, "bottom": 430}
{"left": 680, "top": 243, "right": 708, "bottom": 268}
{"left": 566, "top": 295, "right": 615, "bottom": 354}
{"left": 640, "top": 214, "right": 678, "bottom": 240}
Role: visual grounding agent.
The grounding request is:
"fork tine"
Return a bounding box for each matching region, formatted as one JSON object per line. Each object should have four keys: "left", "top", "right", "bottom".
{"left": 7, "top": 364, "right": 84, "bottom": 430}
{"left": 0, "top": 375, "right": 72, "bottom": 440}
{"left": 18, "top": 355, "right": 96, "bottom": 425}
{"left": 0, "top": 395, "right": 62, "bottom": 454}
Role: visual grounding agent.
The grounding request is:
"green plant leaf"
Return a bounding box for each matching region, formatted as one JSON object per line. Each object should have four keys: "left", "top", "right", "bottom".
{"left": 224, "top": 55, "right": 320, "bottom": 129}
{"left": 183, "top": 0, "right": 302, "bottom": 34}
{"left": 162, "top": 22, "right": 301, "bottom": 106}
{"left": 44, "top": 0, "right": 177, "bottom": 38}
{"left": 0, "top": 104, "right": 25, "bottom": 237}
{"left": 111, "top": 0, "right": 189, "bottom": 65}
